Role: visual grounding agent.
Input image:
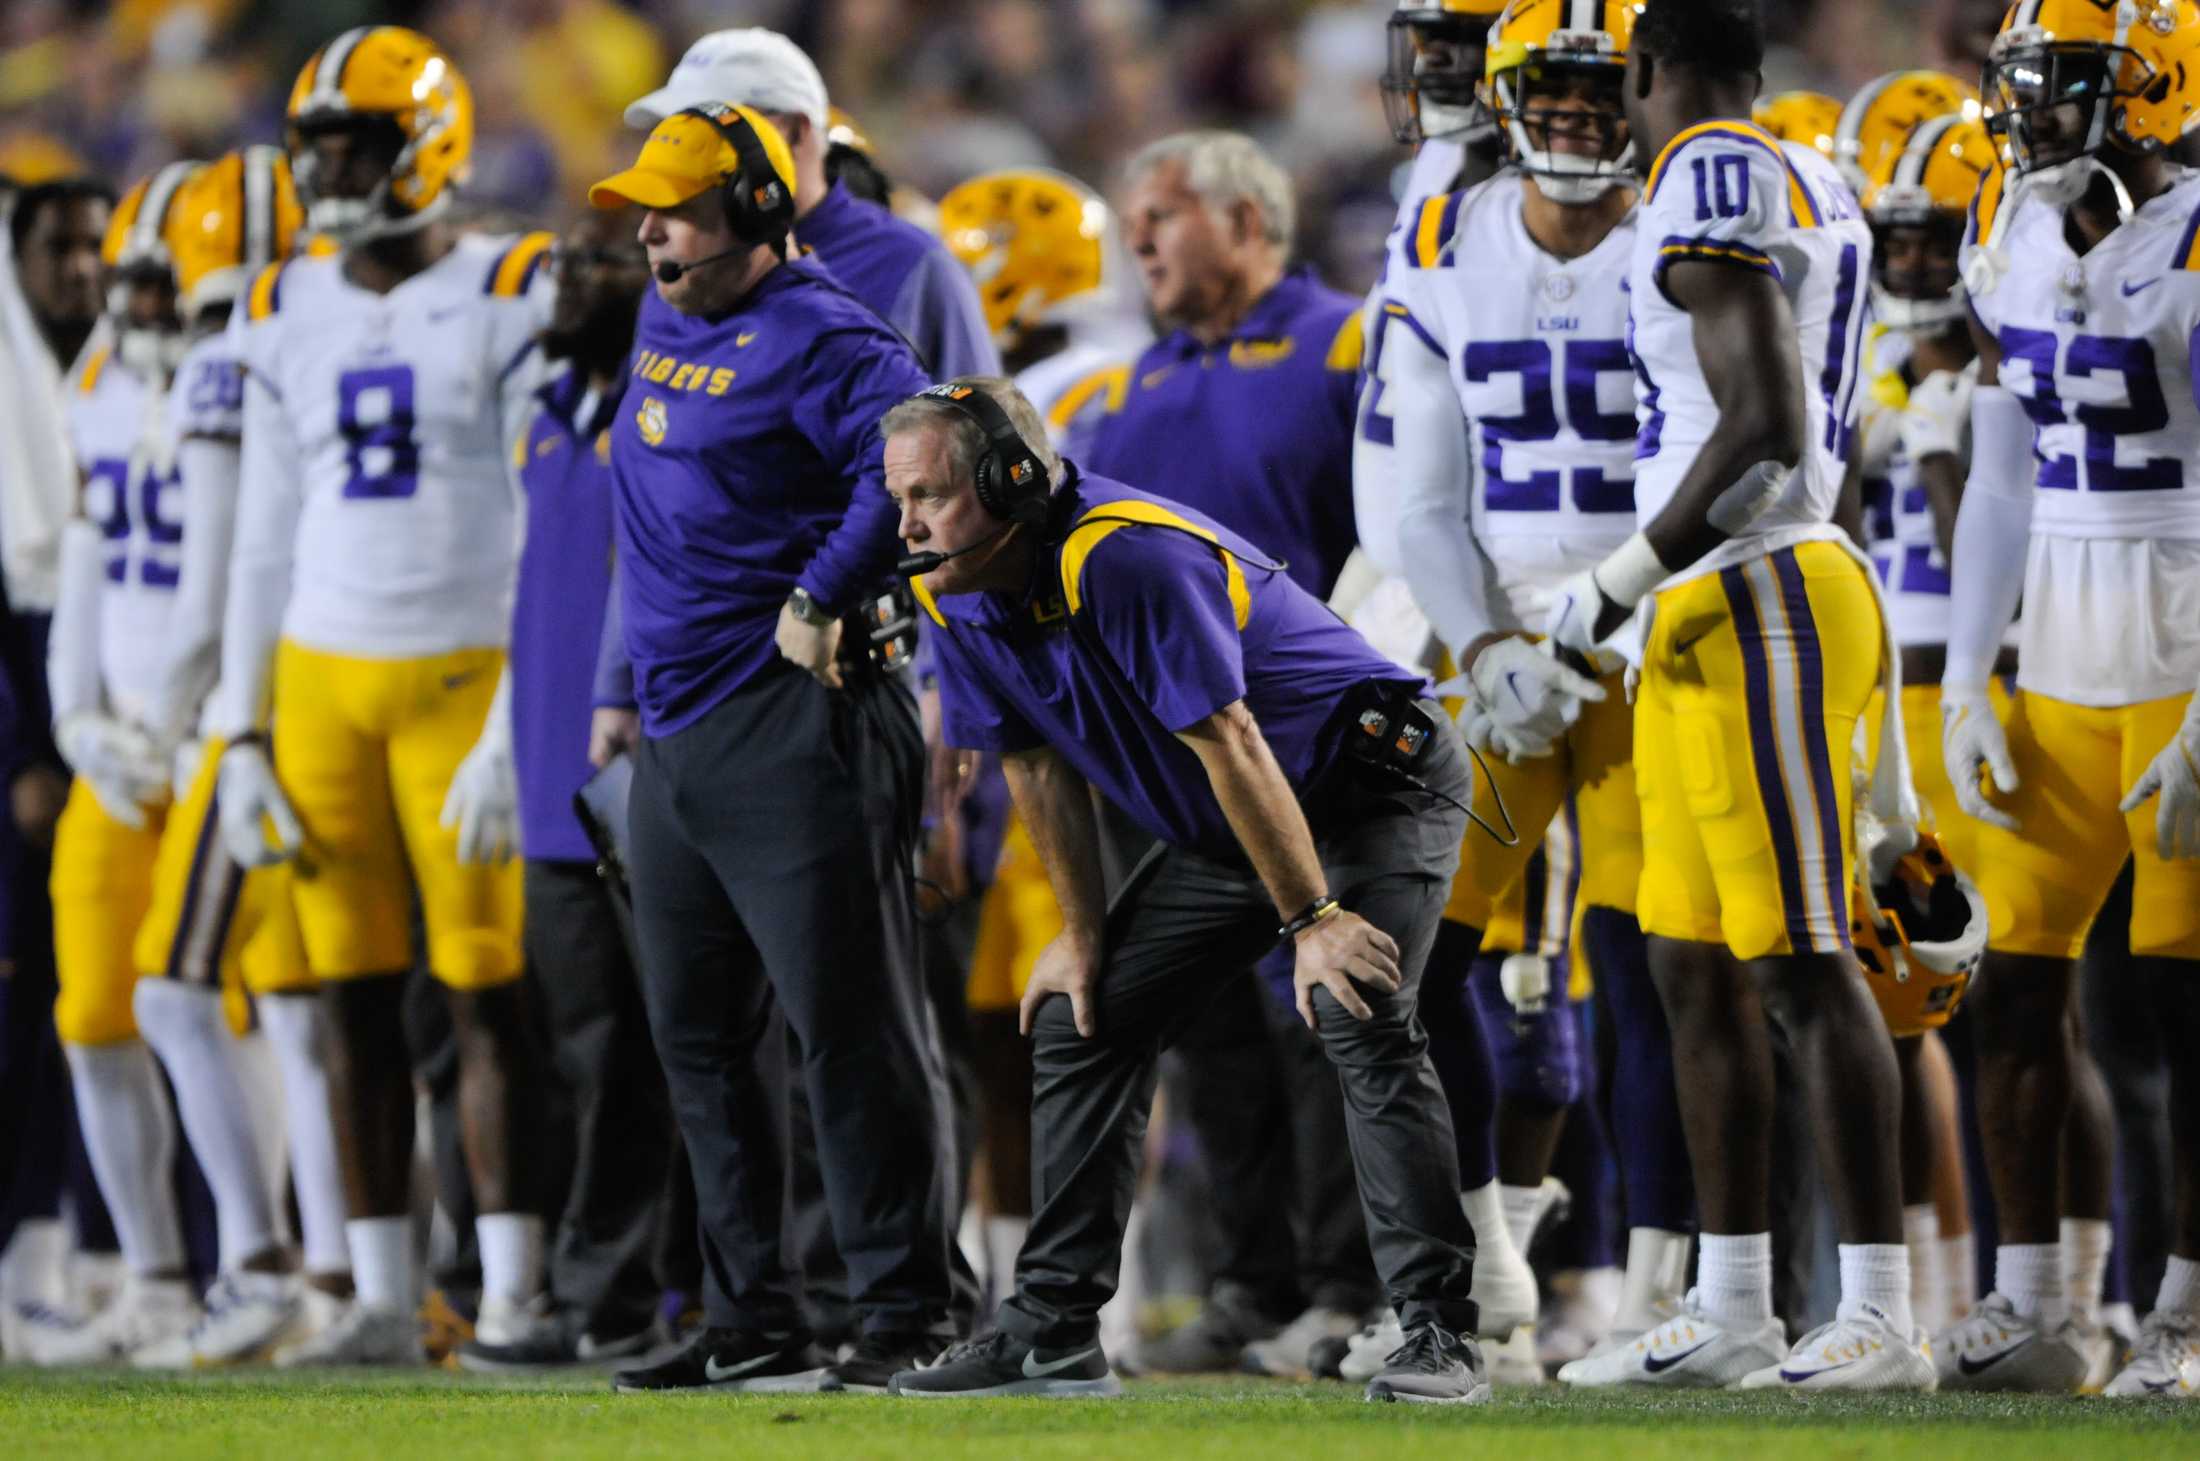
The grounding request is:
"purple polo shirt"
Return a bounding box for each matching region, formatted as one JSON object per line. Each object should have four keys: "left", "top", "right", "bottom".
{"left": 795, "top": 180, "right": 1001, "bottom": 380}
{"left": 921, "top": 470, "right": 1421, "bottom": 862}
{"left": 1082, "top": 266, "right": 1363, "bottom": 598}
{"left": 512, "top": 369, "right": 618, "bottom": 863}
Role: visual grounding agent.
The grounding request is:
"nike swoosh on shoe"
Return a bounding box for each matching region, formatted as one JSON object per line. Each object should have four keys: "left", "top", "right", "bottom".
{"left": 1021, "top": 1346, "right": 1100, "bottom": 1379}
{"left": 1957, "top": 1345, "right": 2022, "bottom": 1377}
{"left": 704, "top": 1350, "right": 786, "bottom": 1382}
{"left": 1641, "top": 1340, "right": 1714, "bottom": 1374}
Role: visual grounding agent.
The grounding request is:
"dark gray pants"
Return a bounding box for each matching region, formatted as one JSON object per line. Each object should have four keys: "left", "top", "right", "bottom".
{"left": 627, "top": 663, "right": 955, "bottom": 1338}
{"left": 525, "top": 857, "right": 675, "bottom": 1339}
{"left": 1000, "top": 704, "right": 1482, "bottom": 1347}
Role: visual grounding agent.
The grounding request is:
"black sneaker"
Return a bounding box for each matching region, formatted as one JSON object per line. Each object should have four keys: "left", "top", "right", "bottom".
{"left": 887, "top": 1331, "right": 1121, "bottom": 1398}
{"left": 1364, "top": 1322, "right": 1492, "bottom": 1405}
{"left": 820, "top": 1330, "right": 945, "bottom": 1393}
{"left": 611, "top": 1327, "right": 830, "bottom": 1393}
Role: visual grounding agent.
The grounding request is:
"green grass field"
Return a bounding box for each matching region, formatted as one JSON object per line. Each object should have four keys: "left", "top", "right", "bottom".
{"left": 8, "top": 1371, "right": 2200, "bottom": 1460}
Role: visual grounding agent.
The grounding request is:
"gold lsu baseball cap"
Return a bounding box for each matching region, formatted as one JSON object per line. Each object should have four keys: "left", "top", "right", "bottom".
{"left": 588, "top": 103, "right": 797, "bottom": 212}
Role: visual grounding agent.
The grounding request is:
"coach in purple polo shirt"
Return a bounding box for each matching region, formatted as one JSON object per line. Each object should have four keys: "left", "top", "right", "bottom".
{"left": 877, "top": 377, "right": 1487, "bottom": 1406}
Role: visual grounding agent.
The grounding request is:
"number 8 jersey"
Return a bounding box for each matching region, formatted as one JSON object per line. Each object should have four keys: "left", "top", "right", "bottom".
{"left": 1967, "top": 168, "right": 2200, "bottom": 705}
{"left": 225, "top": 233, "right": 551, "bottom": 667}
{"left": 1629, "top": 121, "right": 1873, "bottom": 578}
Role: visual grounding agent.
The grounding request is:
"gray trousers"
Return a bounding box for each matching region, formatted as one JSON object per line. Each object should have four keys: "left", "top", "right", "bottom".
{"left": 626, "top": 662, "right": 957, "bottom": 1337}
{"left": 999, "top": 702, "right": 1482, "bottom": 1347}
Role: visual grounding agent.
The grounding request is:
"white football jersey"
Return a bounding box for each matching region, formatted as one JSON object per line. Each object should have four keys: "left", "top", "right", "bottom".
{"left": 1967, "top": 167, "right": 2200, "bottom": 703}
{"left": 232, "top": 231, "right": 552, "bottom": 657}
{"left": 1629, "top": 121, "right": 1874, "bottom": 580}
{"left": 1378, "top": 175, "right": 1639, "bottom": 624}
{"left": 65, "top": 348, "right": 181, "bottom": 718}
{"left": 1856, "top": 329, "right": 1968, "bottom": 648}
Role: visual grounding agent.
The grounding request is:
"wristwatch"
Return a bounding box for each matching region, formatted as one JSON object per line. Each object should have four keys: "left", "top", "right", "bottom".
{"left": 786, "top": 587, "right": 834, "bottom": 627}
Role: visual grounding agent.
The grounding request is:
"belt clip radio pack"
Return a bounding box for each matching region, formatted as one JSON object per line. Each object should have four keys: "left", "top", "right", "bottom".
{"left": 1343, "top": 688, "right": 1437, "bottom": 775}
{"left": 847, "top": 581, "right": 921, "bottom": 676}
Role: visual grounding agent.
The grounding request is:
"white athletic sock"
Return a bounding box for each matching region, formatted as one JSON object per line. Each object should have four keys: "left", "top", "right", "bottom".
{"left": 2156, "top": 1255, "right": 2200, "bottom": 1322}
{"left": 476, "top": 1212, "right": 544, "bottom": 1307}
{"left": 1461, "top": 1181, "right": 1527, "bottom": 1273}
{"left": 1903, "top": 1205, "right": 1943, "bottom": 1333}
{"left": 348, "top": 1216, "right": 416, "bottom": 1313}
{"left": 229, "top": 1029, "right": 293, "bottom": 1241}
{"left": 983, "top": 1214, "right": 1028, "bottom": 1299}
{"left": 63, "top": 1040, "right": 186, "bottom": 1275}
{"left": 1995, "top": 1242, "right": 2067, "bottom": 1326}
{"left": 258, "top": 993, "right": 350, "bottom": 1278}
{"left": 132, "top": 979, "right": 278, "bottom": 1272}
{"left": 1617, "top": 1226, "right": 1692, "bottom": 1332}
{"left": 0, "top": 1218, "right": 71, "bottom": 1310}
{"left": 1838, "top": 1242, "right": 1914, "bottom": 1337}
{"left": 2060, "top": 1217, "right": 2111, "bottom": 1328}
{"left": 1696, "top": 1232, "right": 1773, "bottom": 1325}
{"left": 1500, "top": 1183, "right": 1546, "bottom": 1259}
{"left": 1943, "top": 1231, "right": 1976, "bottom": 1321}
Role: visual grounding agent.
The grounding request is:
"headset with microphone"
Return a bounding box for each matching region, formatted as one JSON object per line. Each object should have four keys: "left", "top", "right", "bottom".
{"left": 896, "top": 383, "right": 1055, "bottom": 576}
{"left": 654, "top": 104, "right": 798, "bottom": 285}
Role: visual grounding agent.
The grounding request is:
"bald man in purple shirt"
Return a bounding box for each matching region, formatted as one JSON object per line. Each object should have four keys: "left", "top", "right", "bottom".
{"left": 878, "top": 378, "right": 1490, "bottom": 1405}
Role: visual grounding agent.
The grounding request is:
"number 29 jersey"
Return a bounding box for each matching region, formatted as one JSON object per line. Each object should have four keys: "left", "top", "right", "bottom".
{"left": 65, "top": 349, "right": 180, "bottom": 719}
{"left": 1629, "top": 121, "right": 1873, "bottom": 580}
{"left": 1967, "top": 168, "right": 2200, "bottom": 705}
{"left": 1375, "top": 176, "right": 1639, "bottom": 621}
{"left": 232, "top": 232, "right": 552, "bottom": 656}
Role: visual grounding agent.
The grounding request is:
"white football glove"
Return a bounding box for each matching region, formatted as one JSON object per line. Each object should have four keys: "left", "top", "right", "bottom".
{"left": 1900, "top": 369, "right": 1971, "bottom": 463}
{"left": 1499, "top": 952, "right": 1551, "bottom": 1016}
{"left": 1449, "top": 636, "right": 1606, "bottom": 761}
{"left": 1940, "top": 688, "right": 2020, "bottom": 833}
{"left": 217, "top": 740, "right": 303, "bottom": 867}
{"left": 55, "top": 712, "right": 168, "bottom": 829}
{"left": 1542, "top": 566, "right": 1621, "bottom": 660}
{"left": 2119, "top": 697, "right": 2200, "bottom": 861}
{"left": 441, "top": 725, "right": 517, "bottom": 865}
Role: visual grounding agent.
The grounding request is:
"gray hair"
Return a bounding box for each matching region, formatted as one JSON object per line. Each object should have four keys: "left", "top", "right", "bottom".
{"left": 880, "top": 376, "right": 1062, "bottom": 491}
{"left": 1123, "top": 130, "right": 1295, "bottom": 256}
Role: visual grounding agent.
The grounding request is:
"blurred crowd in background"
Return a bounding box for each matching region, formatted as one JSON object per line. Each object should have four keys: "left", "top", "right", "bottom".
{"left": 4, "top": 0, "right": 2013, "bottom": 296}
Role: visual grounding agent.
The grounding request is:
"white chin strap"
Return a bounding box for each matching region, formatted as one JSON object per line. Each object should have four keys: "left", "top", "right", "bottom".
{"left": 1869, "top": 282, "right": 1967, "bottom": 333}
{"left": 1510, "top": 128, "right": 1632, "bottom": 205}
{"left": 307, "top": 187, "right": 448, "bottom": 247}
{"left": 1421, "top": 98, "right": 1493, "bottom": 144}
{"left": 2026, "top": 154, "right": 2134, "bottom": 217}
{"left": 116, "top": 327, "right": 186, "bottom": 379}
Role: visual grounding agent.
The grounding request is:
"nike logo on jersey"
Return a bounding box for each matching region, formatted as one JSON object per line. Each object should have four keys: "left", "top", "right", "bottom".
{"left": 704, "top": 1349, "right": 788, "bottom": 1382}
{"left": 442, "top": 668, "right": 486, "bottom": 692}
{"left": 428, "top": 305, "right": 466, "bottom": 323}
{"left": 1641, "top": 1340, "right": 1714, "bottom": 1373}
{"left": 1021, "top": 1346, "right": 1099, "bottom": 1378}
{"left": 2122, "top": 279, "right": 2163, "bottom": 298}
{"left": 736, "top": 331, "right": 758, "bottom": 347}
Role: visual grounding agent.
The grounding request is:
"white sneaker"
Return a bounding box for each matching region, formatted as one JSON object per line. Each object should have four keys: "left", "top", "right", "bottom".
{"left": 1738, "top": 1304, "right": 1936, "bottom": 1391}
{"left": 2103, "top": 1310, "right": 2200, "bottom": 1398}
{"left": 1339, "top": 1312, "right": 1404, "bottom": 1383}
{"left": 6, "top": 1299, "right": 99, "bottom": 1366}
{"left": 1483, "top": 1325, "right": 1545, "bottom": 1385}
{"left": 132, "top": 1272, "right": 301, "bottom": 1369}
{"left": 21, "top": 1278, "right": 198, "bottom": 1365}
{"left": 2074, "top": 1316, "right": 2117, "bottom": 1393}
{"left": 1931, "top": 1292, "right": 2087, "bottom": 1393}
{"left": 272, "top": 1301, "right": 424, "bottom": 1367}
{"left": 1537, "top": 1267, "right": 1620, "bottom": 1368}
{"left": 1553, "top": 1290, "right": 1784, "bottom": 1388}
{"left": 1241, "top": 1306, "right": 1364, "bottom": 1379}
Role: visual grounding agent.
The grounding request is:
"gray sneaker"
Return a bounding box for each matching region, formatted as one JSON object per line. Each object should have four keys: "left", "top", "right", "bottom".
{"left": 1365, "top": 1322, "right": 1493, "bottom": 1405}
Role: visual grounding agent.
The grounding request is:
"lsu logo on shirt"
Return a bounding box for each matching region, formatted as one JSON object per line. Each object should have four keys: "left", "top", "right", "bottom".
{"left": 630, "top": 348, "right": 738, "bottom": 397}
{"left": 636, "top": 396, "right": 668, "bottom": 447}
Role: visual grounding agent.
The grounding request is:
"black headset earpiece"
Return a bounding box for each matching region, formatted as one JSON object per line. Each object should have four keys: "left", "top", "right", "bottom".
{"left": 680, "top": 105, "right": 796, "bottom": 248}
{"left": 914, "top": 383, "right": 1053, "bottom": 525}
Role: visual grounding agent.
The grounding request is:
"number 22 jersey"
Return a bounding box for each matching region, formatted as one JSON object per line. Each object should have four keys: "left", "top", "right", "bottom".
{"left": 229, "top": 232, "right": 552, "bottom": 659}
{"left": 1629, "top": 121, "right": 1873, "bottom": 580}
{"left": 1967, "top": 168, "right": 2200, "bottom": 706}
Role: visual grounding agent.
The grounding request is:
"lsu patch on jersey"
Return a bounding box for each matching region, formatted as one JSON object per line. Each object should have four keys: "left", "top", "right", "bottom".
{"left": 1966, "top": 168, "right": 2200, "bottom": 704}
{"left": 1630, "top": 121, "right": 1874, "bottom": 578}
{"left": 1855, "top": 330, "right": 1969, "bottom": 648}
{"left": 1376, "top": 175, "right": 1639, "bottom": 621}
{"left": 66, "top": 349, "right": 181, "bottom": 719}
{"left": 233, "top": 231, "right": 551, "bottom": 657}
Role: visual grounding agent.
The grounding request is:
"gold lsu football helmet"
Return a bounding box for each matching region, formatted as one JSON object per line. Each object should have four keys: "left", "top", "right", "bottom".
{"left": 1834, "top": 70, "right": 1981, "bottom": 194}
{"left": 163, "top": 145, "right": 306, "bottom": 326}
{"left": 1862, "top": 114, "right": 2001, "bottom": 331}
{"left": 1850, "top": 829, "right": 1987, "bottom": 1038}
{"left": 938, "top": 170, "right": 1109, "bottom": 345}
{"left": 1384, "top": 0, "right": 1509, "bottom": 145}
{"left": 1484, "top": 0, "right": 1640, "bottom": 205}
{"left": 1752, "top": 90, "right": 1843, "bottom": 158}
{"left": 285, "top": 25, "right": 473, "bottom": 243}
{"left": 1984, "top": 0, "right": 2200, "bottom": 174}
{"left": 102, "top": 161, "right": 200, "bottom": 376}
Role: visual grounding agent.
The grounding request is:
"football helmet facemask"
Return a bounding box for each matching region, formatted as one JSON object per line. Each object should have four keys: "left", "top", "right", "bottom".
{"left": 286, "top": 26, "right": 473, "bottom": 244}
{"left": 1384, "top": 0, "right": 1508, "bottom": 146}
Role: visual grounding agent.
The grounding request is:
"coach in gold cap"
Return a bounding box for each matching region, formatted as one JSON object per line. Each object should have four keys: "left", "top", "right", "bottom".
{"left": 586, "top": 103, "right": 964, "bottom": 1396}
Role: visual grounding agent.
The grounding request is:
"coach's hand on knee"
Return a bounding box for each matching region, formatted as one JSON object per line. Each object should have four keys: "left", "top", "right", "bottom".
{"left": 1020, "top": 930, "right": 1101, "bottom": 1039}
{"left": 1293, "top": 911, "right": 1400, "bottom": 1030}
